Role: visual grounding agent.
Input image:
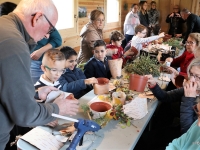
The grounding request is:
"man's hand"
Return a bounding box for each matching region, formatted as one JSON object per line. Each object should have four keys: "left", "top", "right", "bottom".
{"left": 169, "top": 13, "right": 174, "bottom": 18}
{"left": 53, "top": 93, "right": 79, "bottom": 116}
{"left": 38, "top": 86, "right": 58, "bottom": 100}
{"left": 46, "top": 120, "right": 58, "bottom": 127}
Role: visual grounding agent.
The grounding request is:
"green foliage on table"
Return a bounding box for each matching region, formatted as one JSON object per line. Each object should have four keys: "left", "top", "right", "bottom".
{"left": 124, "top": 54, "right": 160, "bottom": 77}
{"left": 112, "top": 104, "right": 132, "bottom": 127}
{"left": 163, "top": 37, "right": 184, "bottom": 49}
{"left": 80, "top": 103, "right": 132, "bottom": 128}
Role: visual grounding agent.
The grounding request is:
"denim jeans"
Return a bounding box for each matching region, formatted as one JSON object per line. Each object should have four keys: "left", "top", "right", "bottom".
{"left": 30, "top": 60, "right": 43, "bottom": 84}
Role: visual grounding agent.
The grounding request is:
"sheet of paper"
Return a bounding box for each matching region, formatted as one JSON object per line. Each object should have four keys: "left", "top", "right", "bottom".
{"left": 123, "top": 97, "right": 148, "bottom": 120}
{"left": 20, "top": 127, "right": 64, "bottom": 150}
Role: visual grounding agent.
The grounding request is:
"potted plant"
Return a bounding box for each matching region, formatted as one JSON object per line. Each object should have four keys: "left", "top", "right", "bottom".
{"left": 124, "top": 54, "right": 160, "bottom": 92}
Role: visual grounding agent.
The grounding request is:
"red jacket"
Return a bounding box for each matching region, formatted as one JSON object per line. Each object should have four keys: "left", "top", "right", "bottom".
{"left": 171, "top": 50, "right": 194, "bottom": 73}
{"left": 106, "top": 44, "right": 124, "bottom": 59}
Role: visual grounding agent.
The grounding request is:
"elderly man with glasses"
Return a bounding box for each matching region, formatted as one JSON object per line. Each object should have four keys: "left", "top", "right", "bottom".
{"left": 0, "top": 0, "right": 79, "bottom": 149}
{"left": 30, "top": 13, "right": 62, "bottom": 84}
{"left": 180, "top": 8, "right": 200, "bottom": 44}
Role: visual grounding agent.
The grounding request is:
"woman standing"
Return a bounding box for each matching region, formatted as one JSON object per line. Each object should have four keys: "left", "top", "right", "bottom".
{"left": 148, "top": 1, "right": 160, "bottom": 28}
{"left": 123, "top": 4, "right": 140, "bottom": 46}
{"left": 138, "top": 1, "right": 149, "bottom": 36}
{"left": 78, "top": 10, "right": 104, "bottom": 64}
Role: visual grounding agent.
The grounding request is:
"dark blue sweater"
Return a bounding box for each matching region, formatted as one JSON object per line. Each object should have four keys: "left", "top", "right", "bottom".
{"left": 150, "top": 84, "right": 197, "bottom": 134}
{"left": 84, "top": 57, "right": 112, "bottom": 79}
{"left": 59, "top": 68, "right": 92, "bottom": 99}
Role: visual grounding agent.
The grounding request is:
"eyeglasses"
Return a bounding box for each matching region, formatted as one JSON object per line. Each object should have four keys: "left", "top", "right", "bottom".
{"left": 190, "top": 72, "right": 200, "bottom": 80}
{"left": 186, "top": 41, "right": 195, "bottom": 45}
{"left": 193, "top": 104, "right": 200, "bottom": 118}
{"left": 43, "top": 14, "right": 56, "bottom": 34}
{"left": 31, "top": 13, "right": 56, "bottom": 34}
{"left": 44, "top": 65, "right": 66, "bottom": 74}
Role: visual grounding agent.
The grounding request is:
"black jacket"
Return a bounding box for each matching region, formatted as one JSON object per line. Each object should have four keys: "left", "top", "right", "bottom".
{"left": 183, "top": 13, "right": 200, "bottom": 44}
{"left": 84, "top": 57, "right": 112, "bottom": 79}
{"left": 166, "top": 13, "right": 185, "bottom": 36}
{"left": 150, "top": 84, "right": 197, "bottom": 134}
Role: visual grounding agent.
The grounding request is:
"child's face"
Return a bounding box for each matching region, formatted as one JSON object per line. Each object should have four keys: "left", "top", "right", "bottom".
{"left": 112, "top": 40, "right": 122, "bottom": 47}
{"left": 137, "top": 29, "right": 147, "bottom": 38}
{"left": 42, "top": 60, "right": 66, "bottom": 83}
{"left": 93, "top": 46, "right": 107, "bottom": 61}
{"left": 65, "top": 55, "right": 78, "bottom": 70}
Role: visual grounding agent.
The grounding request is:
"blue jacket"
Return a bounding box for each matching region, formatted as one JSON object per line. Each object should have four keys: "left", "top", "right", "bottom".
{"left": 84, "top": 57, "right": 112, "bottom": 79}
{"left": 150, "top": 84, "right": 197, "bottom": 134}
{"left": 59, "top": 68, "right": 92, "bottom": 99}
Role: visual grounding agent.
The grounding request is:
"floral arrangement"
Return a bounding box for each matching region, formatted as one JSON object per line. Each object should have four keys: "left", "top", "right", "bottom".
{"left": 124, "top": 54, "right": 160, "bottom": 77}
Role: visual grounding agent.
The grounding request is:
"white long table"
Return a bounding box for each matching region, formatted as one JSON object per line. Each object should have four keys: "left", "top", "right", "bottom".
{"left": 17, "top": 77, "right": 169, "bottom": 150}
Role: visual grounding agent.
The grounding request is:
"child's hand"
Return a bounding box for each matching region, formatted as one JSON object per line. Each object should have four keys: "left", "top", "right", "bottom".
{"left": 85, "top": 77, "right": 98, "bottom": 85}
{"left": 112, "top": 48, "right": 118, "bottom": 54}
{"left": 159, "top": 32, "right": 165, "bottom": 38}
{"left": 106, "top": 48, "right": 118, "bottom": 56}
{"left": 124, "top": 49, "right": 135, "bottom": 56}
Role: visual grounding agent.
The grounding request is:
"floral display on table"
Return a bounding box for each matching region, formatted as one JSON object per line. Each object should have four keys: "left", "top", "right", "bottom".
{"left": 124, "top": 54, "right": 160, "bottom": 77}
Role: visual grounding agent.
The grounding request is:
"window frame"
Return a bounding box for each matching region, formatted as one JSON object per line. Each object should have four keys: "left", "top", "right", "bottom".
{"left": 53, "top": 0, "right": 78, "bottom": 37}
{"left": 104, "top": 0, "right": 121, "bottom": 30}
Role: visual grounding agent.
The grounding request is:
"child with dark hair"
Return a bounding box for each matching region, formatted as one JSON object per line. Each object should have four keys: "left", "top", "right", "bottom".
{"left": 59, "top": 46, "right": 98, "bottom": 99}
{"left": 84, "top": 40, "right": 112, "bottom": 79}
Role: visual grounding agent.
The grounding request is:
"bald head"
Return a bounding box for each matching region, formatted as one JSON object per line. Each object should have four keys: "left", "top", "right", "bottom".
{"left": 13, "top": 0, "right": 58, "bottom": 42}
{"left": 13, "top": 0, "right": 57, "bottom": 19}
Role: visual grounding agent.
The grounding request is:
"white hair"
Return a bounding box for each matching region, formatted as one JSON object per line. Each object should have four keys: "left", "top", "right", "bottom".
{"left": 187, "top": 58, "right": 200, "bottom": 78}
{"left": 13, "top": 0, "right": 57, "bottom": 18}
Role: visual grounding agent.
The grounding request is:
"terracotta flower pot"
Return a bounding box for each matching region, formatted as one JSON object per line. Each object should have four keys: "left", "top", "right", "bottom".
{"left": 108, "top": 58, "right": 123, "bottom": 79}
{"left": 130, "top": 46, "right": 138, "bottom": 56}
{"left": 89, "top": 101, "right": 112, "bottom": 119}
{"left": 129, "top": 74, "right": 148, "bottom": 92}
{"left": 94, "top": 78, "right": 109, "bottom": 95}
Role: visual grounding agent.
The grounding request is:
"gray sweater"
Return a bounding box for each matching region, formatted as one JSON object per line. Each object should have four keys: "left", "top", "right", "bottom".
{"left": 0, "top": 13, "right": 59, "bottom": 149}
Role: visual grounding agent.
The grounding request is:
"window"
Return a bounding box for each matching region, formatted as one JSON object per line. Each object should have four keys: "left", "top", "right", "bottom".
{"left": 52, "top": 0, "right": 78, "bottom": 36}
{"left": 105, "top": 0, "right": 121, "bottom": 29}
{"left": 106, "top": 0, "right": 119, "bottom": 23}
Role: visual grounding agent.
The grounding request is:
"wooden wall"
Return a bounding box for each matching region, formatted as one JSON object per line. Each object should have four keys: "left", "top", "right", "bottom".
{"left": 0, "top": 0, "right": 200, "bottom": 52}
